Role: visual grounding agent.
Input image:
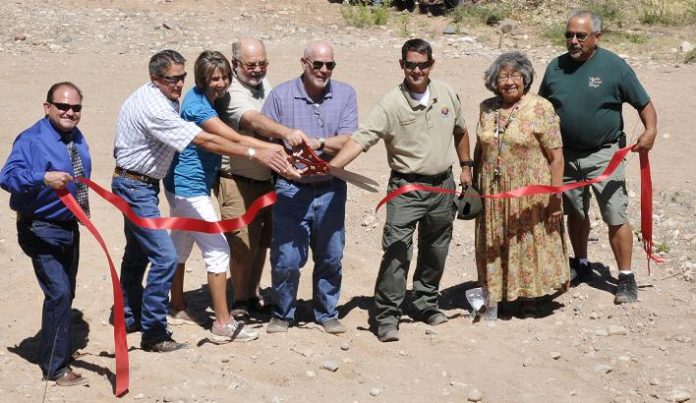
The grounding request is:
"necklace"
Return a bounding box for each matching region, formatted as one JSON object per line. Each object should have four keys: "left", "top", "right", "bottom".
{"left": 493, "top": 99, "right": 521, "bottom": 180}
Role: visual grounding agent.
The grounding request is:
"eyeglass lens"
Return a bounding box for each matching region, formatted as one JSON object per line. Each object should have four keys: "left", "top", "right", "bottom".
{"left": 51, "top": 102, "right": 82, "bottom": 112}
{"left": 308, "top": 60, "right": 336, "bottom": 71}
{"left": 403, "top": 60, "right": 433, "bottom": 70}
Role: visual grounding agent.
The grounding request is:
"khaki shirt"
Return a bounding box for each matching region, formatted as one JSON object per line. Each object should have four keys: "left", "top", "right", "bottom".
{"left": 352, "top": 79, "right": 466, "bottom": 176}
{"left": 215, "top": 76, "right": 273, "bottom": 181}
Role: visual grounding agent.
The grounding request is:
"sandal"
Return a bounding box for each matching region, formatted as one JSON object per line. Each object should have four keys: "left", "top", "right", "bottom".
{"left": 230, "top": 300, "right": 249, "bottom": 322}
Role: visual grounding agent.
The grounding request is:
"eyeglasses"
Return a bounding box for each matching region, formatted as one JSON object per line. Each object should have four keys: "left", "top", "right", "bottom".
{"left": 403, "top": 60, "right": 433, "bottom": 71}
{"left": 497, "top": 72, "right": 523, "bottom": 83}
{"left": 50, "top": 102, "right": 82, "bottom": 113}
{"left": 158, "top": 72, "right": 187, "bottom": 84}
{"left": 236, "top": 59, "right": 269, "bottom": 70}
{"left": 564, "top": 31, "right": 595, "bottom": 42}
{"left": 306, "top": 59, "right": 336, "bottom": 71}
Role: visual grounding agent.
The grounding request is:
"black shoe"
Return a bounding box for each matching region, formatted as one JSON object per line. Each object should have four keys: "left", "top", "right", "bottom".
{"left": 141, "top": 337, "right": 189, "bottom": 353}
{"left": 570, "top": 257, "right": 592, "bottom": 286}
{"left": 126, "top": 322, "right": 141, "bottom": 333}
{"left": 614, "top": 272, "right": 638, "bottom": 304}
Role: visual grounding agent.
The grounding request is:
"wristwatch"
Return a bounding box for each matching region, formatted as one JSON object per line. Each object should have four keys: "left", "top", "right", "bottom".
{"left": 317, "top": 137, "right": 326, "bottom": 151}
{"left": 247, "top": 147, "right": 256, "bottom": 160}
{"left": 459, "top": 160, "right": 474, "bottom": 168}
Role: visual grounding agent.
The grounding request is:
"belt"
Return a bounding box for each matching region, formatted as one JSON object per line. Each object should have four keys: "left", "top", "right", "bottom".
{"left": 280, "top": 177, "right": 335, "bottom": 188}
{"left": 390, "top": 168, "right": 452, "bottom": 184}
{"left": 566, "top": 134, "right": 626, "bottom": 153}
{"left": 16, "top": 212, "right": 77, "bottom": 226}
{"left": 219, "top": 171, "right": 273, "bottom": 185}
{"left": 113, "top": 166, "right": 159, "bottom": 185}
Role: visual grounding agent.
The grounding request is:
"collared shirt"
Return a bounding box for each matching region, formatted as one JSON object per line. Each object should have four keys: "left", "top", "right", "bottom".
{"left": 0, "top": 117, "right": 92, "bottom": 221}
{"left": 215, "top": 75, "right": 273, "bottom": 181}
{"left": 261, "top": 75, "right": 358, "bottom": 146}
{"left": 113, "top": 82, "right": 201, "bottom": 179}
{"left": 163, "top": 86, "right": 221, "bottom": 197}
{"left": 352, "top": 79, "right": 466, "bottom": 176}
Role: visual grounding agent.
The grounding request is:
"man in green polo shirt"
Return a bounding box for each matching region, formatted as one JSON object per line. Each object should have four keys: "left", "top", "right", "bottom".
{"left": 330, "top": 38, "right": 472, "bottom": 342}
{"left": 539, "top": 10, "right": 658, "bottom": 304}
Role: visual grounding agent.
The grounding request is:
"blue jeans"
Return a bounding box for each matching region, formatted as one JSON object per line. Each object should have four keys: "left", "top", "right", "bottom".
{"left": 112, "top": 176, "right": 178, "bottom": 344}
{"left": 17, "top": 218, "right": 79, "bottom": 379}
{"left": 270, "top": 178, "right": 346, "bottom": 323}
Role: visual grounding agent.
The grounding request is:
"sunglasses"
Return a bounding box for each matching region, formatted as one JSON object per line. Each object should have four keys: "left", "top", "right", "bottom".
{"left": 50, "top": 102, "right": 82, "bottom": 113}
{"left": 159, "top": 72, "right": 187, "bottom": 84}
{"left": 236, "top": 60, "right": 269, "bottom": 70}
{"left": 564, "top": 31, "right": 595, "bottom": 42}
{"left": 306, "top": 59, "right": 336, "bottom": 71}
{"left": 403, "top": 60, "right": 433, "bottom": 71}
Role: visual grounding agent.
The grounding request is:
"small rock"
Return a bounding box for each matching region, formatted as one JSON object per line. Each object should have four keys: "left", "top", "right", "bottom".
{"left": 425, "top": 328, "right": 438, "bottom": 335}
{"left": 667, "top": 389, "right": 691, "bottom": 402}
{"left": 522, "top": 357, "right": 534, "bottom": 367}
{"left": 306, "top": 370, "right": 316, "bottom": 378}
{"left": 650, "top": 378, "right": 660, "bottom": 385}
{"left": 320, "top": 360, "right": 339, "bottom": 372}
{"left": 14, "top": 34, "right": 27, "bottom": 41}
{"left": 590, "top": 311, "right": 599, "bottom": 320}
{"left": 595, "top": 328, "right": 609, "bottom": 336}
{"left": 442, "top": 25, "right": 458, "bottom": 35}
{"left": 680, "top": 41, "right": 694, "bottom": 53}
{"left": 134, "top": 393, "right": 145, "bottom": 400}
{"left": 340, "top": 341, "right": 351, "bottom": 351}
{"left": 607, "top": 325, "right": 628, "bottom": 336}
{"left": 221, "top": 358, "right": 230, "bottom": 363}
{"left": 467, "top": 388, "right": 483, "bottom": 401}
{"left": 550, "top": 351, "right": 561, "bottom": 360}
{"left": 369, "top": 387, "right": 382, "bottom": 396}
{"left": 594, "top": 364, "right": 613, "bottom": 374}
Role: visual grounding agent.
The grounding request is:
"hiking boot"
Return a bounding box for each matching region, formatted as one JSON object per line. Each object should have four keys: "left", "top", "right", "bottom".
{"left": 614, "top": 272, "right": 638, "bottom": 304}
{"left": 321, "top": 318, "right": 347, "bottom": 334}
{"left": 266, "top": 317, "right": 290, "bottom": 333}
{"left": 377, "top": 325, "right": 399, "bottom": 342}
{"left": 570, "top": 258, "right": 592, "bottom": 286}
{"left": 426, "top": 311, "right": 448, "bottom": 326}
{"left": 211, "top": 320, "right": 259, "bottom": 343}
{"left": 141, "top": 337, "right": 189, "bottom": 353}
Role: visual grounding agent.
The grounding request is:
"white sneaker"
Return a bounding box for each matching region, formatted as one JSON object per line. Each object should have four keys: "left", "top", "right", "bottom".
{"left": 211, "top": 320, "right": 259, "bottom": 343}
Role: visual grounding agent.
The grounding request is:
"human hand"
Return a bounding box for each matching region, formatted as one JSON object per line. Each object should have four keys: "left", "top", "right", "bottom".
{"left": 459, "top": 167, "right": 473, "bottom": 188}
{"left": 254, "top": 145, "right": 301, "bottom": 179}
{"left": 44, "top": 171, "right": 74, "bottom": 189}
{"left": 283, "top": 129, "right": 309, "bottom": 148}
{"left": 548, "top": 194, "right": 563, "bottom": 226}
{"left": 632, "top": 128, "right": 657, "bottom": 153}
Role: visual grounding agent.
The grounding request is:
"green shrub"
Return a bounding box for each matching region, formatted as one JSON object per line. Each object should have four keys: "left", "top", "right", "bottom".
{"left": 541, "top": 23, "right": 567, "bottom": 47}
{"left": 341, "top": 3, "right": 390, "bottom": 28}
{"left": 685, "top": 49, "right": 696, "bottom": 64}
{"left": 604, "top": 30, "right": 650, "bottom": 44}
{"left": 450, "top": 3, "right": 509, "bottom": 26}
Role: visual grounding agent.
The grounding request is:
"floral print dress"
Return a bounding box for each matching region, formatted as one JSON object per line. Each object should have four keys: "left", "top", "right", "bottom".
{"left": 474, "top": 93, "right": 568, "bottom": 303}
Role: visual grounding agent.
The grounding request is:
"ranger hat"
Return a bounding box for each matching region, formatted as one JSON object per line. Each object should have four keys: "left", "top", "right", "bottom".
{"left": 454, "top": 186, "right": 482, "bottom": 220}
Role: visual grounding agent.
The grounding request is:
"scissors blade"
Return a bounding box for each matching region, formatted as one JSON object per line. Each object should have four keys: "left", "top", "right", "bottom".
{"left": 328, "top": 166, "right": 380, "bottom": 193}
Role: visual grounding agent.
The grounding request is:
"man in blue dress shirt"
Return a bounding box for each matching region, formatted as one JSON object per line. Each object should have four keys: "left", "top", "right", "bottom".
{"left": 0, "top": 82, "right": 91, "bottom": 386}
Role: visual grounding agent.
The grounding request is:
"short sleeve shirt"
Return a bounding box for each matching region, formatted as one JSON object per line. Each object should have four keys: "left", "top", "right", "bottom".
{"left": 163, "top": 87, "right": 222, "bottom": 197}
{"left": 352, "top": 79, "right": 466, "bottom": 175}
{"left": 215, "top": 76, "right": 273, "bottom": 181}
{"left": 539, "top": 48, "right": 650, "bottom": 150}
{"left": 114, "top": 82, "right": 201, "bottom": 179}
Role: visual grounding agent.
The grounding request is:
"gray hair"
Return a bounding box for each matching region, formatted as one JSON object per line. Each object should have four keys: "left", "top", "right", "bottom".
{"left": 231, "top": 37, "right": 266, "bottom": 62}
{"left": 483, "top": 51, "right": 535, "bottom": 95}
{"left": 569, "top": 10, "right": 602, "bottom": 33}
{"left": 304, "top": 40, "right": 333, "bottom": 59}
{"left": 149, "top": 49, "right": 186, "bottom": 76}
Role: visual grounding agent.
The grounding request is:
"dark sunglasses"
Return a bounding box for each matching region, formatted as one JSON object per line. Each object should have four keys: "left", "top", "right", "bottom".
{"left": 50, "top": 102, "right": 82, "bottom": 113}
{"left": 306, "top": 59, "right": 336, "bottom": 71}
{"left": 403, "top": 60, "right": 433, "bottom": 71}
{"left": 159, "top": 72, "right": 187, "bottom": 84}
{"left": 564, "top": 31, "right": 594, "bottom": 42}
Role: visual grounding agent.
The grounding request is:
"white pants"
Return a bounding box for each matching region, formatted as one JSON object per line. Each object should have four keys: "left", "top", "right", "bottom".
{"left": 165, "top": 191, "right": 229, "bottom": 274}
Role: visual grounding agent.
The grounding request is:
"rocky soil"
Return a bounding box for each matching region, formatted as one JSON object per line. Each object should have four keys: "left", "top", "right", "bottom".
{"left": 0, "top": 1, "right": 695, "bottom": 402}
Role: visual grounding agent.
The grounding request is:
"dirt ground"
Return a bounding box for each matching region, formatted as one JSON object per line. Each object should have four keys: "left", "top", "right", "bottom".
{"left": 1, "top": 1, "right": 695, "bottom": 402}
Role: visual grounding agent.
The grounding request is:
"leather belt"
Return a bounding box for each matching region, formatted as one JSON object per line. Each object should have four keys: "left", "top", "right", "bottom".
{"left": 391, "top": 167, "right": 452, "bottom": 184}
{"left": 219, "top": 171, "right": 273, "bottom": 185}
{"left": 113, "top": 166, "right": 159, "bottom": 185}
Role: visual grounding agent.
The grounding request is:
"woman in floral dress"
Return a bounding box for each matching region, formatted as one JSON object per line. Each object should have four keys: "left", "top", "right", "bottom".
{"left": 474, "top": 51, "right": 568, "bottom": 316}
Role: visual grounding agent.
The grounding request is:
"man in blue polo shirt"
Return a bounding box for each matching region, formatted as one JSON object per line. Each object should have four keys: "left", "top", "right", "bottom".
{"left": 1, "top": 82, "right": 91, "bottom": 386}
{"left": 262, "top": 40, "right": 358, "bottom": 334}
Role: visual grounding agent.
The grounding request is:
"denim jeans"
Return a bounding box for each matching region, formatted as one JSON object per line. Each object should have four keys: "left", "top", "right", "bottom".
{"left": 270, "top": 178, "right": 346, "bottom": 323}
{"left": 17, "top": 218, "right": 79, "bottom": 379}
{"left": 111, "top": 176, "right": 178, "bottom": 344}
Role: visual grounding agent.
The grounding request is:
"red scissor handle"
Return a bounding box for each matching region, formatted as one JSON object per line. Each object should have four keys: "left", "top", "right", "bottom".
{"left": 291, "top": 141, "right": 330, "bottom": 176}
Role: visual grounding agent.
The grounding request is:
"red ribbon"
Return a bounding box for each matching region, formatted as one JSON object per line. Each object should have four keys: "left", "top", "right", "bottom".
{"left": 375, "top": 145, "right": 663, "bottom": 267}
{"left": 56, "top": 178, "right": 278, "bottom": 396}
{"left": 56, "top": 189, "right": 129, "bottom": 397}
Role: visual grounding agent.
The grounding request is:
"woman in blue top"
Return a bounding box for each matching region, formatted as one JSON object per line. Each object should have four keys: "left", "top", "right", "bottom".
{"left": 164, "top": 50, "right": 278, "bottom": 343}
